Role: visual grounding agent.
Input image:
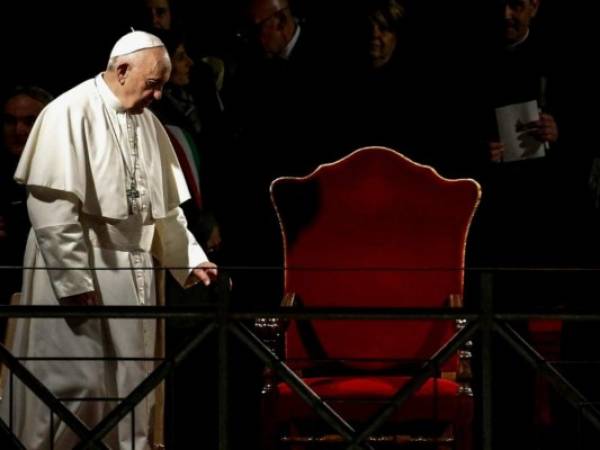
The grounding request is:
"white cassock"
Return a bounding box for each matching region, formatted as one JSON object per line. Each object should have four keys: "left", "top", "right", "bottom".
{"left": 0, "top": 73, "right": 208, "bottom": 450}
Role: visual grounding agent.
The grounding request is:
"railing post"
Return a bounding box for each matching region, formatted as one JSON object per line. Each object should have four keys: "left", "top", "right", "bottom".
{"left": 217, "top": 280, "right": 229, "bottom": 450}
{"left": 480, "top": 271, "right": 494, "bottom": 450}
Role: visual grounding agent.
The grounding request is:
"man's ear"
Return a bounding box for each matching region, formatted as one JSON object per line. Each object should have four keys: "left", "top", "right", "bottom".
{"left": 530, "top": 0, "right": 541, "bottom": 17}
{"left": 116, "top": 63, "right": 130, "bottom": 85}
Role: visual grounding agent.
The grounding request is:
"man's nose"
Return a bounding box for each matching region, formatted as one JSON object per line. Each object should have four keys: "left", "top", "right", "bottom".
{"left": 152, "top": 12, "right": 162, "bottom": 28}
{"left": 371, "top": 24, "right": 383, "bottom": 39}
{"left": 504, "top": 5, "right": 514, "bottom": 19}
{"left": 153, "top": 89, "right": 163, "bottom": 100}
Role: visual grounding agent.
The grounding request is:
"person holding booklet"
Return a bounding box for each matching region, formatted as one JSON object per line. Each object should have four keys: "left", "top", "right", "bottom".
{"left": 469, "top": 1, "right": 569, "bottom": 449}
{"left": 471, "top": 1, "right": 600, "bottom": 449}
{"left": 478, "top": 0, "right": 565, "bottom": 266}
{"left": 487, "top": 0, "right": 558, "bottom": 164}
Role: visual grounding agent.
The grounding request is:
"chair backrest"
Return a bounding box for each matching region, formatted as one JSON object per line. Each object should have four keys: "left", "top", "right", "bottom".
{"left": 271, "top": 147, "right": 481, "bottom": 371}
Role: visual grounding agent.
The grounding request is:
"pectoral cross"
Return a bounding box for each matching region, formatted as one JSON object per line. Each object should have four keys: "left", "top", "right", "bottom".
{"left": 127, "top": 180, "right": 140, "bottom": 214}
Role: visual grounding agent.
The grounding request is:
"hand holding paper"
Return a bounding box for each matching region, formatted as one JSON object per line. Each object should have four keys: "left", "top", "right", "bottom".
{"left": 495, "top": 100, "right": 546, "bottom": 162}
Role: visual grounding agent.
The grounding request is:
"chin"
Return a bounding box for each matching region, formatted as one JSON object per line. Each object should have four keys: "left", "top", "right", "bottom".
{"left": 129, "top": 106, "right": 145, "bottom": 115}
{"left": 504, "top": 28, "right": 523, "bottom": 44}
{"left": 369, "top": 51, "right": 382, "bottom": 62}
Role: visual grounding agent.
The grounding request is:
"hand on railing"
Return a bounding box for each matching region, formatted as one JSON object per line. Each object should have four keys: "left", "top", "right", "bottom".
{"left": 59, "top": 291, "right": 99, "bottom": 307}
{"left": 191, "top": 261, "right": 218, "bottom": 286}
{"left": 59, "top": 291, "right": 100, "bottom": 327}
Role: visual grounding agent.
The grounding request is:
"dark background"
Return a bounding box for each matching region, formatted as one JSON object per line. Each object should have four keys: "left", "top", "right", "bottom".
{"left": 1, "top": 0, "right": 594, "bottom": 102}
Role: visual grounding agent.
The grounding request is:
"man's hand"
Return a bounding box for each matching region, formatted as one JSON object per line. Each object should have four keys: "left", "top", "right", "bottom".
{"left": 530, "top": 113, "right": 559, "bottom": 143}
{"left": 192, "top": 261, "right": 218, "bottom": 286}
{"left": 59, "top": 291, "right": 99, "bottom": 328}
{"left": 60, "top": 291, "right": 99, "bottom": 306}
{"left": 489, "top": 141, "right": 505, "bottom": 162}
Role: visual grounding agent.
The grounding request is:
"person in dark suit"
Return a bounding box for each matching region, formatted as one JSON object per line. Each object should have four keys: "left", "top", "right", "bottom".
{"left": 210, "top": 3, "right": 336, "bottom": 448}
{"left": 0, "top": 86, "right": 53, "bottom": 310}
{"left": 338, "top": 0, "right": 422, "bottom": 160}
{"left": 467, "top": 1, "right": 598, "bottom": 449}
{"left": 217, "top": 0, "right": 328, "bottom": 307}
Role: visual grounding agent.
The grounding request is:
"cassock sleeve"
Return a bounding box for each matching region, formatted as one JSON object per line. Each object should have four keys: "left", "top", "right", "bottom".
{"left": 27, "top": 187, "right": 95, "bottom": 299}
{"left": 153, "top": 206, "right": 208, "bottom": 287}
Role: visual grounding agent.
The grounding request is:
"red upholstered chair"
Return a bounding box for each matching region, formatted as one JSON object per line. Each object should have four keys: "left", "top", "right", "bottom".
{"left": 258, "top": 147, "right": 481, "bottom": 449}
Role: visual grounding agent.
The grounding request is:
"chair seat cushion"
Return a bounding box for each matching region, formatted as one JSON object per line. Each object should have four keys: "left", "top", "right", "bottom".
{"left": 274, "top": 376, "right": 471, "bottom": 423}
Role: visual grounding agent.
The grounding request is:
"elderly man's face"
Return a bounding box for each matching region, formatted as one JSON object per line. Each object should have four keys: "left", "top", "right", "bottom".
{"left": 3, "top": 94, "right": 45, "bottom": 157}
{"left": 504, "top": 0, "right": 539, "bottom": 44}
{"left": 250, "top": 0, "right": 292, "bottom": 57}
{"left": 122, "top": 48, "right": 171, "bottom": 114}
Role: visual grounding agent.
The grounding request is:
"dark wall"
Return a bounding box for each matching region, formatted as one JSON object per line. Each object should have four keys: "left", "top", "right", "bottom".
{"left": 2, "top": 2, "right": 133, "bottom": 97}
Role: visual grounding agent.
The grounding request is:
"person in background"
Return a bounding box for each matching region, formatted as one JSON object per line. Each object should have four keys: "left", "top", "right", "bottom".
{"left": 220, "top": 0, "right": 327, "bottom": 305}
{"left": 340, "top": 0, "right": 416, "bottom": 157}
{"left": 142, "top": 0, "right": 173, "bottom": 31}
{"left": 0, "top": 86, "right": 53, "bottom": 315}
{"left": 468, "top": 1, "right": 596, "bottom": 448}
{"left": 211, "top": 2, "right": 331, "bottom": 447}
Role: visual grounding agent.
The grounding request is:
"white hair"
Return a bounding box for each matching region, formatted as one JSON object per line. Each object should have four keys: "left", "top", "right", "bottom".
{"left": 106, "top": 47, "right": 170, "bottom": 72}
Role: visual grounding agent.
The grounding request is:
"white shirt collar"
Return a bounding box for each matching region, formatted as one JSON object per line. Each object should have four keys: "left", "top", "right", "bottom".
{"left": 506, "top": 28, "right": 530, "bottom": 51}
{"left": 281, "top": 22, "right": 301, "bottom": 60}
{"left": 95, "top": 73, "right": 126, "bottom": 113}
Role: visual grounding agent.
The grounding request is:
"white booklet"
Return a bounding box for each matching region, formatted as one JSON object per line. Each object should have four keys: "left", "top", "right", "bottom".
{"left": 495, "top": 100, "right": 546, "bottom": 162}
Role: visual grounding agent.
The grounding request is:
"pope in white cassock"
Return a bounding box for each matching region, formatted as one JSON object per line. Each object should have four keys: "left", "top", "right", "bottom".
{"left": 0, "top": 31, "right": 218, "bottom": 449}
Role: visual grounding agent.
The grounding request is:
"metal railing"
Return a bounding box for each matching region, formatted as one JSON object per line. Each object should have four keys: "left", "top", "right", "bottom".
{"left": 0, "top": 267, "right": 599, "bottom": 449}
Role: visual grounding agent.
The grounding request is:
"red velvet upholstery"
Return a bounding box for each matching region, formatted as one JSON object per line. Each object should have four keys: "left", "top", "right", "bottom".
{"left": 276, "top": 377, "right": 463, "bottom": 422}
{"left": 266, "top": 147, "right": 481, "bottom": 447}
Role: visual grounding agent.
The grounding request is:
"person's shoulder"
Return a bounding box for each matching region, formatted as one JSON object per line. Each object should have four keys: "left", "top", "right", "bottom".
{"left": 44, "top": 79, "right": 97, "bottom": 115}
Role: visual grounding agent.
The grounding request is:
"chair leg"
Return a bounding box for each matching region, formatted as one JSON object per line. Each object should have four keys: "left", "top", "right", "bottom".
{"left": 288, "top": 423, "right": 302, "bottom": 450}
{"left": 260, "top": 414, "right": 279, "bottom": 450}
{"left": 454, "top": 421, "right": 472, "bottom": 450}
{"left": 260, "top": 425, "right": 278, "bottom": 450}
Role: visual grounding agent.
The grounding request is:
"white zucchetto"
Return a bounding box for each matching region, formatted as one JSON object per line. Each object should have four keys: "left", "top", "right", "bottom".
{"left": 109, "top": 30, "right": 164, "bottom": 58}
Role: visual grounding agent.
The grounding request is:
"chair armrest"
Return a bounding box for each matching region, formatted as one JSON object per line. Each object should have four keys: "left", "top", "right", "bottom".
{"left": 254, "top": 292, "right": 296, "bottom": 351}
{"left": 456, "top": 318, "right": 474, "bottom": 396}
{"left": 447, "top": 293, "right": 473, "bottom": 396}
{"left": 254, "top": 293, "right": 296, "bottom": 395}
{"left": 281, "top": 292, "right": 296, "bottom": 308}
